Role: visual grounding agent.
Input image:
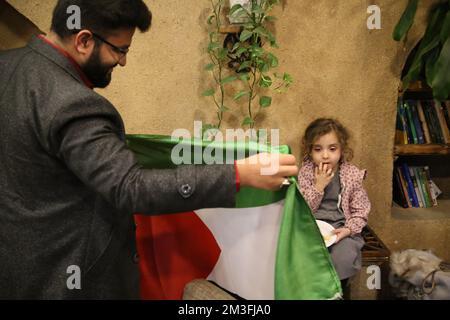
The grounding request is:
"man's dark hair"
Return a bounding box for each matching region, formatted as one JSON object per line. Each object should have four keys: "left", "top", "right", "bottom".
{"left": 51, "top": 0, "right": 152, "bottom": 38}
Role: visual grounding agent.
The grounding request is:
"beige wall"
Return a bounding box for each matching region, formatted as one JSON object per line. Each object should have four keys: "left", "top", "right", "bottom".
{"left": 4, "top": 0, "right": 449, "bottom": 260}
{"left": 0, "top": 0, "right": 42, "bottom": 49}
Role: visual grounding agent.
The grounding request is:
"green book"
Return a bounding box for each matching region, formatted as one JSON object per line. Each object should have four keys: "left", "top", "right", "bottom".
{"left": 404, "top": 102, "right": 418, "bottom": 144}
{"left": 418, "top": 167, "right": 431, "bottom": 208}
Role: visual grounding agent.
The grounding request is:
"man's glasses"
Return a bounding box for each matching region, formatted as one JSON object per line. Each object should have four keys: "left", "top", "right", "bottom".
{"left": 92, "top": 32, "right": 129, "bottom": 57}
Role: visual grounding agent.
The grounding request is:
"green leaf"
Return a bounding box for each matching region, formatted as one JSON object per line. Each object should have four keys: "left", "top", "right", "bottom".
{"left": 242, "top": 117, "right": 255, "bottom": 126}
{"left": 231, "top": 42, "right": 240, "bottom": 52}
{"left": 393, "top": 0, "right": 419, "bottom": 41}
{"left": 430, "top": 36, "right": 450, "bottom": 100}
{"left": 202, "top": 88, "right": 215, "bottom": 96}
{"left": 251, "top": 4, "right": 264, "bottom": 15}
{"left": 207, "top": 15, "right": 215, "bottom": 25}
{"left": 402, "top": 6, "right": 447, "bottom": 87}
{"left": 207, "top": 42, "right": 221, "bottom": 52}
{"left": 240, "top": 30, "right": 253, "bottom": 42}
{"left": 204, "top": 63, "right": 215, "bottom": 71}
{"left": 259, "top": 75, "right": 272, "bottom": 88}
{"left": 254, "top": 26, "right": 268, "bottom": 37}
{"left": 270, "top": 40, "right": 279, "bottom": 48}
{"left": 264, "top": 15, "right": 277, "bottom": 22}
{"left": 267, "top": 53, "right": 279, "bottom": 67}
{"left": 218, "top": 48, "right": 228, "bottom": 60}
{"left": 230, "top": 4, "right": 244, "bottom": 16}
{"left": 425, "top": 46, "right": 440, "bottom": 87}
{"left": 238, "top": 61, "right": 252, "bottom": 72}
{"left": 220, "top": 75, "right": 238, "bottom": 85}
{"left": 283, "top": 73, "right": 293, "bottom": 84}
{"left": 440, "top": 11, "right": 450, "bottom": 42}
{"left": 234, "top": 90, "right": 250, "bottom": 100}
{"left": 259, "top": 96, "right": 272, "bottom": 108}
{"left": 239, "top": 73, "right": 250, "bottom": 82}
{"left": 258, "top": 61, "right": 270, "bottom": 73}
{"left": 236, "top": 47, "right": 248, "bottom": 56}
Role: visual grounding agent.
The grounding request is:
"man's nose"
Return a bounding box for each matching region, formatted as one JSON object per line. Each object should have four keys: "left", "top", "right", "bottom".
{"left": 118, "top": 55, "right": 127, "bottom": 67}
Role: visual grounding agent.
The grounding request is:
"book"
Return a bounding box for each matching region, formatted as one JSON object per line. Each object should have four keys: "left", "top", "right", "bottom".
{"left": 400, "top": 100, "right": 413, "bottom": 144}
{"left": 434, "top": 101, "right": 450, "bottom": 143}
{"left": 418, "top": 167, "right": 432, "bottom": 208}
{"left": 423, "top": 166, "right": 438, "bottom": 206}
{"left": 442, "top": 102, "right": 450, "bottom": 131}
{"left": 409, "top": 166, "right": 424, "bottom": 207}
{"left": 409, "top": 100, "right": 425, "bottom": 144}
{"left": 397, "top": 167, "right": 412, "bottom": 207}
{"left": 401, "top": 163, "right": 419, "bottom": 207}
{"left": 417, "top": 101, "right": 431, "bottom": 143}
{"left": 430, "top": 180, "right": 443, "bottom": 200}
{"left": 422, "top": 101, "right": 438, "bottom": 143}
{"left": 395, "top": 100, "right": 409, "bottom": 144}
{"left": 393, "top": 167, "right": 409, "bottom": 208}
{"left": 404, "top": 101, "right": 418, "bottom": 144}
{"left": 428, "top": 100, "right": 445, "bottom": 144}
{"left": 415, "top": 167, "right": 430, "bottom": 208}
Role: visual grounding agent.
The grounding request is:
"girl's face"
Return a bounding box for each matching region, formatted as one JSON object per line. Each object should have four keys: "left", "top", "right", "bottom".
{"left": 310, "top": 131, "right": 342, "bottom": 172}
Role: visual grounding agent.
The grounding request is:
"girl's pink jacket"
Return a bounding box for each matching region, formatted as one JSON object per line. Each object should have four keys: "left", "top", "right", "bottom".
{"left": 298, "top": 160, "right": 371, "bottom": 235}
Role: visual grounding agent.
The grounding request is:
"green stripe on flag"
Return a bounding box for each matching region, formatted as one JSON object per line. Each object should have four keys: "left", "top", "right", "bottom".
{"left": 127, "top": 134, "right": 287, "bottom": 208}
{"left": 275, "top": 182, "right": 342, "bottom": 299}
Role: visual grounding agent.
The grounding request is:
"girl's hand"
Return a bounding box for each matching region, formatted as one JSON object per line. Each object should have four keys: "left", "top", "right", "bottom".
{"left": 314, "top": 162, "right": 334, "bottom": 192}
{"left": 333, "top": 227, "right": 351, "bottom": 243}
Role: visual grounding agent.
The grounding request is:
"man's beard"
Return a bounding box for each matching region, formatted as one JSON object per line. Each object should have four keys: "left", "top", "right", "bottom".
{"left": 82, "top": 49, "right": 117, "bottom": 88}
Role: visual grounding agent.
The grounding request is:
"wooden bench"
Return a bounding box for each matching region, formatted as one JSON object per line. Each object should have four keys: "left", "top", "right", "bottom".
{"left": 357, "top": 225, "right": 392, "bottom": 299}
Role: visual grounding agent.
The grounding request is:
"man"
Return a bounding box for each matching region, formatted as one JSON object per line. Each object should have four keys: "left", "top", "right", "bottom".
{"left": 0, "top": 0, "right": 298, "bottom": 299}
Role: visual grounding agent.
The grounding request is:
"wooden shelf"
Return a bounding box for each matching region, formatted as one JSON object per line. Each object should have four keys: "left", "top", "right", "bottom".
{"left": 394, "top": 144, "right": 450, "bottom": 156}
{"left": 398, "top": 81, "right": 435, "bottom": 99}
{"left": 392, "top": 199, "right": 450, "bottom": 220}
{"left": 219, "top": 25, "right": 243, "bottom": 34}
{"left": 398, "top": 81, "right": 430, "bottom": 94}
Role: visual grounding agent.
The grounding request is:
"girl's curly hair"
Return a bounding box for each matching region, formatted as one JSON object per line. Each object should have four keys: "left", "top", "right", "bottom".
{"left": 301, "top": 118, "right": 353, "bottom": 163}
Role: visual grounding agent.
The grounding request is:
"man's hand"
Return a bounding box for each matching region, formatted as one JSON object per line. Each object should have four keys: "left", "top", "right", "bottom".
{"left": 314, "top": 162, "right": 334, "bottom": 192}
{"left": 333, "top": 227, "right": 351, "bottom": 243}
{"left": 236, "top": 153, "right": 298, "bottom": 191}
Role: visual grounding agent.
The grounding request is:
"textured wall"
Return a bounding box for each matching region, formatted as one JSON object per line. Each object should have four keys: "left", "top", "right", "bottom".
{"left": 4, "top": 0, "right": 449, "bottom": 260}
{"left": 0, "top": 0, "right": 42, "bottom": 49}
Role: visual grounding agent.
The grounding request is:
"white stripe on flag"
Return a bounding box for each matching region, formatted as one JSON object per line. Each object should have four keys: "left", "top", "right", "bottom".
{"left": 195, "top": 200, "right": 285, "bottom": 300}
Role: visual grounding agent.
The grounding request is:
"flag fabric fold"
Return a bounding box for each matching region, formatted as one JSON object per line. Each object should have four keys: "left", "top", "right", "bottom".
{"left": 127, "top": 134, "right": 342, "bottom": 300}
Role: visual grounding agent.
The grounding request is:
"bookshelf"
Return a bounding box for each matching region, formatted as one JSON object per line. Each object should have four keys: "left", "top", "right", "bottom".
{"left": 394, "top": 144, "right": 450, "bottom": 156}
{"left": 392, "top": 200, "right": 450, "bottom": 219}
{"left": 392, "top": 83, "right": 450, "bottom": 212}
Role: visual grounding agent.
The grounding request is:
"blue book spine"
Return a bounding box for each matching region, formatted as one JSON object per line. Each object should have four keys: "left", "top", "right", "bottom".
{"left": 409, "top": 100, "right": 425, "bottom": 144}
{"left": 401, "top": 163, "right": 419, "bottom": 207}
{"left": 399, "top": 101, "right": 413, "bottom": 144}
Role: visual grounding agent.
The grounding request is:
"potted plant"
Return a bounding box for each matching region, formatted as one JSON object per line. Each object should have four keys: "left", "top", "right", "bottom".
{"left": 203, "top": 0, "right": 293, "bottom": 135}
{"left": 393, "top": 0, "right": 450, "bottom": 100}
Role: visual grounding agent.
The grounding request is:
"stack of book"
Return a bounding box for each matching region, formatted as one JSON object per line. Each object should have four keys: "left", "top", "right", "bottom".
{"left": 395, "top": 99, "right": 450, "bottom": 145}
{"left": 393, "top": 163, "right": 442, "bottom": 208}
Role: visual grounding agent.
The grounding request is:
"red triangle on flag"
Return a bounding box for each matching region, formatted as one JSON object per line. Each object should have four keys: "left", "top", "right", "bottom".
{"left": 135, "top": 211, "right": 221, "bottom": 299}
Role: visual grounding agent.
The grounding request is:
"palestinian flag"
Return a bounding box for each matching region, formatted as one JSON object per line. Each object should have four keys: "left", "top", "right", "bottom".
{"left": 127, "top": 135, "right": 342, "bottom": 300}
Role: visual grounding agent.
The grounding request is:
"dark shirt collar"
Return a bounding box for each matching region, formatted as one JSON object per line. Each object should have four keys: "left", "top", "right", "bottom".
{"left": 34, "top": 34, "right": 94, "bottom": 89}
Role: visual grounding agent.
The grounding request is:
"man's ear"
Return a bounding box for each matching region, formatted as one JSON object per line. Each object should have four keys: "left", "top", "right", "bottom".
{"left": 73, "top": 30, "right": 95, "bottom": 56}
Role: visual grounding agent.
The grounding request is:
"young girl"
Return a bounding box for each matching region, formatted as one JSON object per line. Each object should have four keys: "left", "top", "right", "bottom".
{"left": 298, "top": 118, "right": 371, "bottom": 287}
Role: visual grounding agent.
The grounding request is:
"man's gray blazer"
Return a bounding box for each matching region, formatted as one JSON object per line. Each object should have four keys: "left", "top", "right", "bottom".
{"left": 0, "top": 36, "right": 236, "bottom": 299}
